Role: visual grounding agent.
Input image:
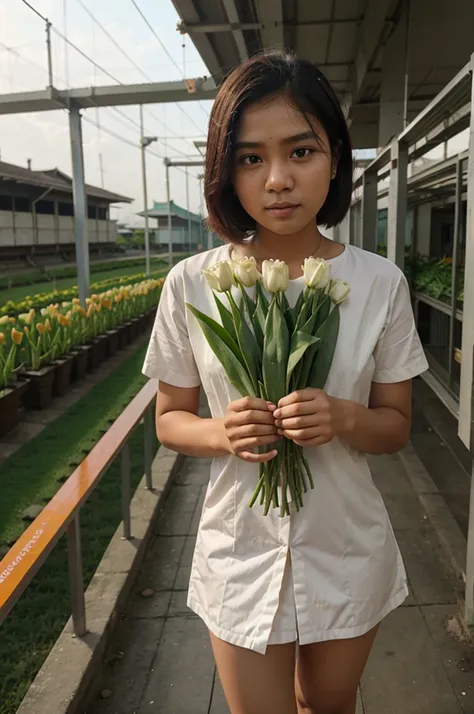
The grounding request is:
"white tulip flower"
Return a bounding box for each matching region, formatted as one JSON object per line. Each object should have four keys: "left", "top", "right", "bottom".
{"left": 328, "top": 280, "right": 351, "bottom": 305}
{"left": 202, "top": 261, "right": 234, "bottom": 292}
{"left": 232, "top": 256, "right": 262, "bottom": 288}
{"left": 262, "top": 259, "right": 289, "bottom": 293}
{"left": 302, "top": 257, "right": 331, "bottom": 289}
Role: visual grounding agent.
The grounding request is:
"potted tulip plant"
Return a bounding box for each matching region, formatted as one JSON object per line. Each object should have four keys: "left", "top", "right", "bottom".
{"left": 20, "top": 308, "right": 59, "bottom": 410}
{"left": 0, "top": 318, "right": 29, "bottom": 437}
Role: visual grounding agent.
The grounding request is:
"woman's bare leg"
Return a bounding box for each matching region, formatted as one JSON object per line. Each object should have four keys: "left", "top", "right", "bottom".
{"left": 295, "top": 626, "right": 377, "bottom": 714}
{"left": 210, "top": 632, "right": 298, "bottom": 714}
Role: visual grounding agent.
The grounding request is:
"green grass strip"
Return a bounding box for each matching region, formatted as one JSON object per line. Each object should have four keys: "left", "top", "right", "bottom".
{"left": 0, "top": 345, "right": 158, "bottom": 714}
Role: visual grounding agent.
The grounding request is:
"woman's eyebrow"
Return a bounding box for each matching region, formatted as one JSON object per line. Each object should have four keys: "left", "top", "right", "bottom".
{"left": 234, "top": 130, "right": 317, "bottom": 150}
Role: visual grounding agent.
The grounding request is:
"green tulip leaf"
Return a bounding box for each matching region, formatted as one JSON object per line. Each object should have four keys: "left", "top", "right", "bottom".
{"left": 213, "top": 293, "right": 237, "bottom": 343}
{"left": 286, "top": 330, "right": 320, "bottom": 390}
{"left": 262, "top": 296, "right": 290, "bottom": 405}
{"left": 307, "top": 305, "right": 340, "bottom": 390}
{"left": 186, "top": 303, "right": 256, "bottom": 396}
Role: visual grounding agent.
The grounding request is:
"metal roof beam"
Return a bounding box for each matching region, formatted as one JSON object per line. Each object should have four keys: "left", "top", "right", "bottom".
{"left": 222, "top": 0, "right": 248, "bottom": 61}
{"left": 179, "top": 21, "right": 260, "bottom": 34}
{"left": 0, "top": 78, "right": 217, "bottom": 116}
{"left": 178, "top": 17, "right": 363, "bottom": 34}
{"left": 351, "top": 0, "right": 397, "bottom": 102}
{"left": 254, "top": 0, "right": 284, "bottom": 48}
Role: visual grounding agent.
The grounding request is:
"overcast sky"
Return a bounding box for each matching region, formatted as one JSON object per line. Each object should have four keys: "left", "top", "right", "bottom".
{"left": 0, "top": 0, "right": 213, "bottom": 225}
{"left": 0, "top": 1, "right": 469, "bottom": 228}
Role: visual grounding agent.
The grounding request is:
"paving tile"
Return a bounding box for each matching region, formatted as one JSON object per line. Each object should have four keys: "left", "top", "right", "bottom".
{"left": 180, "top": 536, "right": 197, "bottom": 567}
{"left": 175, "top": 458, "right": 212, "bottom": 486}
{"left": 134, "top": 536, "right": 186, "bottom": 591}
{"left": 126, "top": 589, "right": 172, "bottom": 619}
{"left": 421, "top": 605, "right": 474, "bottom": 712}
{"left": 87, "top": 618, "right": 165, "bottom": 714}
{"left": 362, "top": 607, "right": 462, "bottom": 714}
{"left": 383, "top": 493, "right": 427, "bottom": 530}
{"left": 174, "top": 564, "right": 192, "bottom": 591}
{"left": 209, "top": 670, "right": 228, "bottom": 714}
{"left": 139, "top": 617, "right": 215, "bottom": 714}
{"left": 396, "top": 527, "right": 462, "bottom": 605}
{"left": 155, "top": 484, "right": 202, "bottom": 536}
{"left": 369, "top": 456, "right": 413, "bottom": 494}
{"left": 168, "top": 590, "right": 198, "bottom": 618}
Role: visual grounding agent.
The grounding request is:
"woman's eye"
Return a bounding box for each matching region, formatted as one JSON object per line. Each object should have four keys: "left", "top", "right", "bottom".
{"left": 241, "top": 154, "right": 261, "bottom": 165}
{"left": 291, "top": 147, "right": 313, "bottom": 159}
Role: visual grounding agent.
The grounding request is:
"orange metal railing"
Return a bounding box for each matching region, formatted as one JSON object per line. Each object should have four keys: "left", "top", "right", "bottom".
{"left": 0, "top": 378, "right": 157, "bottom": 636}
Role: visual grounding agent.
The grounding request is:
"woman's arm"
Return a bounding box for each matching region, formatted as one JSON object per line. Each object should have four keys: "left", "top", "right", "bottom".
{"left": 156, "top": 382, "right": 229, "bottom": 457}
{"left": 156, "top": 383, "right": 281, "bottom": 462}
{"left": 337, "top": 380, "right": 412, "bottom": 454}
{"left": 273, "top": 380, "right": 412, "bottom": 455}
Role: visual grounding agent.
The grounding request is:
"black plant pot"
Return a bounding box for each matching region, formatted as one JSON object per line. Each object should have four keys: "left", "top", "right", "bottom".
{"left": 52, "top": 356, "right": 74, "bottom": 397}
{"left": 70, "top": 346, "right": 91, "bottom": 382}
{"left": 21, "top": 365, "right": 56, "bottom": 410}
{"left": 0, "top": 380, "right": 29, "bottom": 437}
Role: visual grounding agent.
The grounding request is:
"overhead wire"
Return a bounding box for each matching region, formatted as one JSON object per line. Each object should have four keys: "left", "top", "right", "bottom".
{"left": 17, "top": 0, "right": 203, "bottom": 156}
{"left": 128, "top": 0, "right": 210, "bottom": 129}
{"left": 71, "top": 0, "right": 206, "bottom": 144}
{"left": 13, "top": 0, "right": 203, "bottom": 193}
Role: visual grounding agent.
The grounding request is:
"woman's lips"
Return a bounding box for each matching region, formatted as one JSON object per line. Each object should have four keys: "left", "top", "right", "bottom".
{"left": 266, "top": 204, "right": 300, "bottom": 218}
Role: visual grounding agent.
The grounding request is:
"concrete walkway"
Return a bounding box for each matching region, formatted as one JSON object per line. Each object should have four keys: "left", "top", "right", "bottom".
{"left": 87, "top": 450, "right": 474, "bottom": 714}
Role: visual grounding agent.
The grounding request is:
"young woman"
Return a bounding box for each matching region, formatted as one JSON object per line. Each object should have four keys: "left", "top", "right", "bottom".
{"left": 143, "top": 51, "right": 428, "bottom": 714}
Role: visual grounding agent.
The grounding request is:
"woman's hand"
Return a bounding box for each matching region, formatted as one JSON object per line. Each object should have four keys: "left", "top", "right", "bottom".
{"left": 273, "top": 389, "right": 354, "bottom": 447}
{"left": 224, "top": 396, "right": 281, "bottom": 463}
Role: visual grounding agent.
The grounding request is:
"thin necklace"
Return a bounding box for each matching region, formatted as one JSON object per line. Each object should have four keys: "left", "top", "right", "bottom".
{"left": 233, "top": 232, "right": 324, "bottom": 263}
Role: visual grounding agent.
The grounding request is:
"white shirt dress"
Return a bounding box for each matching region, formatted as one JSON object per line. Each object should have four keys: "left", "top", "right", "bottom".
{"left": 142, "top": 242, "right": 429, "bottom": 655}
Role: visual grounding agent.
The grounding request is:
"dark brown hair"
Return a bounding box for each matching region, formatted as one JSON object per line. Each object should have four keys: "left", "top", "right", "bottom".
{"left": 205, "top": 50, "right": 353, "bottom": 242}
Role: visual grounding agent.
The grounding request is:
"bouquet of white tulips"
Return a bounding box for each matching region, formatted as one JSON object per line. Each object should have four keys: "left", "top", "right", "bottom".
{"left": 187, "top": 254, "right": 350, "bottom": 517}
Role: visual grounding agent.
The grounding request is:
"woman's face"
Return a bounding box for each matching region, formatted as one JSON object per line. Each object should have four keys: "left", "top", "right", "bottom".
{"left": 232, "top": 94, "right": 334, "bottom": 236}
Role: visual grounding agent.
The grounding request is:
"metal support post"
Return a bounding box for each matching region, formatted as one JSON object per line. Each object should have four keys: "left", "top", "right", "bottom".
{"left": 461, "top": 56, "right": 474, "bottom": 627}
{"left": 69, "top": 107, "right": 90, "bottom": 307}
{"left": 185, "top": 168, "right": 192, "bottom": 253}
{"left": 165, "top": 158, "right": 172, "bottom": 266}
{"left": 387, "top": 139, "right": 408, "bottom": 269}
{"left": 67, "top": 513, "right": 87, "bottom": 637}
{"left": 361, "top": 170, "right": 378, "bottom": 253}
{"left": 45, "top": 21, "right": 53, "bottom": 88}
{"left": 448, "top": 158, "right": 463, "bottom": 388}
{"left": 144, "top": 406, "right": 154, "bottom": 491}
{"left": 121, "top": 441, "right": 132, "bottom": 539}
{"left": 140, "top": 105, "right": 151, "bottom": 277}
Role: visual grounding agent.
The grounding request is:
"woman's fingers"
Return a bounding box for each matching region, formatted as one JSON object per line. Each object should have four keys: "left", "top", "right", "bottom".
{"left": 231, "top": 396, "right": 276, "bottom": 413}
{"left": 234, "top": 434, "right": 282, "bottom": 453}
{"left": 238, "top": 448, "right": 279, "bottom": 463}
{"left": 225, "top": 408, "right": 276, "bottom": 429}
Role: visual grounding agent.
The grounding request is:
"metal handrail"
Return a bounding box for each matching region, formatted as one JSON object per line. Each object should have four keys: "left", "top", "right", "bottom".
{"left": 0, "top": 378, "right": 157, "bottom": 636}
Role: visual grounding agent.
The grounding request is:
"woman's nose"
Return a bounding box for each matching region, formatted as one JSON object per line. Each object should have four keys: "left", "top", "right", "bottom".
{"left": 265, "top": 161, "right": 294, "bottom": 192}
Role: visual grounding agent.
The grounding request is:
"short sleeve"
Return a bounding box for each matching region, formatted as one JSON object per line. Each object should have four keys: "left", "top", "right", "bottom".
{"left": 142, "top": 268, "right": 201, "bottom": 388}
{"left": 373, "top": 273, "right": 428, "bottom": 383}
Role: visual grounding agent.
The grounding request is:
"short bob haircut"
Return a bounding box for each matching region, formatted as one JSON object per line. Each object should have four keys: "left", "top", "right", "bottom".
{"left": 205, "top": 50, "right": 353, "bottom": 243}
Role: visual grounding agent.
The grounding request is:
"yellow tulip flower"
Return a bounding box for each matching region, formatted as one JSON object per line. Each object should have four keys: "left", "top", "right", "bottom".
{"left": 0, "top": 332, "right": 5, "bottom": 345}
{"left": 72, "top": 298, "right": 80, "bottom": 305}
{"left": 0, "top": 315, "right": 9, "bottom": 325}
{"left": 45, "top": 319, "right": 52, "bottom": 332}
{"left": 12, "top": 328, "right": 23, "bottom": 345}
{"left": 36, "top": 322, "right": 46, "bottom": 335}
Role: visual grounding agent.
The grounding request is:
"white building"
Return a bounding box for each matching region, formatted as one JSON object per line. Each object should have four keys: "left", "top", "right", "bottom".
{"left": 0, "top": 161, "right": 132, "bottom": 258}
